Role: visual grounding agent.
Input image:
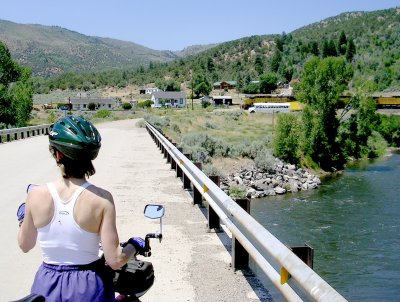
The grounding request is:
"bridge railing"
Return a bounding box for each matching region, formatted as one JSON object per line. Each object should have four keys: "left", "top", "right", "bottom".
{"left": 0, "top": 124, "right": 51, "bottom": 144}
{"left": 145, "top": 121, "right": 347, "bottom": 302}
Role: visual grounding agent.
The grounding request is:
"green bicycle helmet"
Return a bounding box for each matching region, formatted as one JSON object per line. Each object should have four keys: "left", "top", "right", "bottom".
{"left": 49, "top": 115, "right": 101, "bottom": 160}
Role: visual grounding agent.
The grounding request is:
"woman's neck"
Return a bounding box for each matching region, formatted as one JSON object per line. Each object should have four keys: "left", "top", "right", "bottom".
{"left": 57, "top": 177, "right": 87, "bottom": 188}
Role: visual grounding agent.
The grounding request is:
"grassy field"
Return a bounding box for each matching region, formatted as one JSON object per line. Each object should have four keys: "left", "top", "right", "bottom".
{"left": 147, "top": 106, "right": 275, "bottom": 141}
{"left": 144, "top": 105, "right": 280, "bottom": 175}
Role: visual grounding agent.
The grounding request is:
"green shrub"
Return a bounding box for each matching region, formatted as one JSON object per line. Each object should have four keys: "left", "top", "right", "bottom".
{"left": 229, "top": 185, "right": 247, "bottom": 199}
{"left": 94, "top": 109, "right": 111, "bottom": 118}
{"left": 122, "top": 102, "right": 132, "bottom": 110}
{"left": 201, "top": 100, "right": 211, "bottom": 108}
{"left": 232, "top": 138, "right": 271, "bottom": 159}
{"left": 88, "top": 102, "right": 96, "bottom": 110}
{"left": 181, "top": 133, "right": 221, "bottom": 157}
{"left": 202, "top": 164, "right": 223, "bottom": 177}
{"left": 170, "top": 123, "right": 181, "bottom": 135}
{"left": 225, "top": 111, "right": 243, "bottom": 121}
{"left": 204, "top": 120, "right": 218, "bottom": 129}
{"left": 144, "top": 114, "right": 170, "bottom": 130}
{"left": 137, "top": 100, "right": 153, "bottom": 108}
{"left": 254, "top": 153, "right": 276, "bottom": 172}
{"left": 377, "top": 115, "right": 400, "bottom": 147}
{"left": 365, "top": 131, "right": 388, "bottom": 158}
{"left": 273, "top": 113, "right": 301, "bottom": 165}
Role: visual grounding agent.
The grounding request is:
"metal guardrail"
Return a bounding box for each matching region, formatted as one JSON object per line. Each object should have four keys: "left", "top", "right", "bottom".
{"left": 145, "top": 121, "right": 347, "bottom": 302}
{"left": 0, "top": 124, "right": 51, "bottom": 143}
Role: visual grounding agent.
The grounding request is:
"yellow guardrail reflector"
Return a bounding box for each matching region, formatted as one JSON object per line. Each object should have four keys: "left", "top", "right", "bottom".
{"left": 280, "top": 267, "right": 290, "bottom": 284}
{"left": 179, "top": 159, "right": 183, "bottom": 165}
{"left": 203, "top": 184, "right": 209, "bottom": 193}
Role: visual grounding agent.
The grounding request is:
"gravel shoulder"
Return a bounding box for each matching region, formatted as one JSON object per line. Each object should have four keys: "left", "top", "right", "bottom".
{"left": 0, "top": 118, "right": 271, "bottom": 302}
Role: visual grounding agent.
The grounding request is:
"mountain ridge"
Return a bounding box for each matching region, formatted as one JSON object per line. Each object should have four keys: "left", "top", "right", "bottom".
{"left": 0, "top": 19, "right": 215, "bottom": 76}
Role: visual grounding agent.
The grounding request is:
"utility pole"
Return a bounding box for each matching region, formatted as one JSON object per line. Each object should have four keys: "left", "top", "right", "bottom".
{"left": 191, "top": 69, "right": 194, "bottom": 110}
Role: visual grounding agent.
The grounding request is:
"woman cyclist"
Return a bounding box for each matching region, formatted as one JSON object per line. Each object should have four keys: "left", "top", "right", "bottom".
{"left": 17, "top": 115, "right": 144, "bottom": 301}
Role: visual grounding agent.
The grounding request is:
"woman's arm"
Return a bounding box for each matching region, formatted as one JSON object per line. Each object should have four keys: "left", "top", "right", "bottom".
{"left": 100, "top": 193, "right": 136, "bottom": 270}
{"left": 18, "top": 196, "right": 37, "bottom": 253}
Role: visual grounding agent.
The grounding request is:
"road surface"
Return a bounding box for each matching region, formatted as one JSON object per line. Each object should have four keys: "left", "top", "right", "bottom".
{"left": 0, "top": 119, "right": 271, "bottom": 302}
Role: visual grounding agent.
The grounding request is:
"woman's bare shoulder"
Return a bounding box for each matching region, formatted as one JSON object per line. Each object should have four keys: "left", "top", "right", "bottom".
{"left": 86, "top": 184, "right": 114, "bottom": 204}
{"left": 27, "top": 184, "right": 51, "bottom": 201}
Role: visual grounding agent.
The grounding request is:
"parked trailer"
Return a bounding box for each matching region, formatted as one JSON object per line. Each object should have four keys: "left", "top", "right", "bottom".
{"left": 248, "top": 102, "right": 291, "bottom": 113}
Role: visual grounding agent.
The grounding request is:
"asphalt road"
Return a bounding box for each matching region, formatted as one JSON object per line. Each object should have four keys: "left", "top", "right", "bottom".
{"left": 0, "top": 119, "right": 271, "bottom": 302}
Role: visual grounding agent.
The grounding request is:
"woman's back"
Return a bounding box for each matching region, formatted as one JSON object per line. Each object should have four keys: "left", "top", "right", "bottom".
{"left": 29, "top": 179, "right": 111, "bottom": 234}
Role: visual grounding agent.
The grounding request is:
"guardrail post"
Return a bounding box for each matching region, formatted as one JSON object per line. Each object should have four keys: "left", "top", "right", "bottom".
{"left": 232, "top": 198, "right": 250, "bottom": 270}
{"left": 291, "top": 244, "right": 314, "bottom": 269}
{"left": 7, "top": 134, "right": 11, "bottom": 142}
{"left": 193, "top": 163, "right": 202, "bottom": 205}
{"left": 167, "top": 145, "right": 172, "bottom": 163}
{"left": 170, "top": 143, "right": 177, "bottom": 170}
{"left": 21, "top": 132, "right": 24, "bottom": 139}
{"left": 183, "top": 154, "right": 191, "bottom": 189}
{"left": 0, "top": 135, "right": 2, "bottom": 143}
{"left": 208, "top": 176, "right": 222, "bottom": 232}
{"left": 176, "top": 148, "right": 183, "bottom": 178}
{"left": 163, "top": 145, "right": 167, "bottom": 158}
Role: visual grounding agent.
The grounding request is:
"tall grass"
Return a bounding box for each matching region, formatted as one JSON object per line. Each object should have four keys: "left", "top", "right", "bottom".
{"left": 144, "top": 108, "right": 275, "bottom": 166}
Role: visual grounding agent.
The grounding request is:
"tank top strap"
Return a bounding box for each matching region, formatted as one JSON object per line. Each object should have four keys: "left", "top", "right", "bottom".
{"left": 47, "top": 182, "right": 91, "bottom": 206}
{"left": 69, "top": 182, "right": 91, "bottom": 205}
{"left": 47, "top": 182, "right": 62, "bottom": 204}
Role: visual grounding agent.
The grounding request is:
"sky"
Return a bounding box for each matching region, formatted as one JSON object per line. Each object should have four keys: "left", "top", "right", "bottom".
{"left": 0, "top": 0, "right": 399, "bottom": 51}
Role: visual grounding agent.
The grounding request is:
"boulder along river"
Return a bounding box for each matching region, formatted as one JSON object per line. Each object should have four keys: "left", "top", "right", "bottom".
{"left": 251, "top": 153, "right": 400, "bottom": 301}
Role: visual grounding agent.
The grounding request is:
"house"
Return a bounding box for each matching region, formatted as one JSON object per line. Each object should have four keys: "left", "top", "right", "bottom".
{"left": 146, "top": 87, "right": 160, "bottom": 94}
{"left": 69, "top": 98, "right": 118, "bottom": 111}
{"left": 151, "top": 91, "right": 186, "bottom": 108}
{"left": 212, "top": 96, "right": 233, "bottom": 106}
{"left": 213, "top": 81, "right": 237, "bottom": 90}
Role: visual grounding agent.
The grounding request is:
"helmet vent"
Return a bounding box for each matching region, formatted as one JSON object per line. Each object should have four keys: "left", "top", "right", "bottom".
{"left": 68, "top": 127, "right": 78, "bottom": 135}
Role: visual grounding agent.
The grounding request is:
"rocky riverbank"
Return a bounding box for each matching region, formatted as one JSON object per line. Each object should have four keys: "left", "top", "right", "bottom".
{"left": 220, "top": 161, "right": 321, "bottom": 198}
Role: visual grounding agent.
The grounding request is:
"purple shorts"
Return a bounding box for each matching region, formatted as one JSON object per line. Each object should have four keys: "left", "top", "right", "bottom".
{"left": 31, "top": 259, "right": 115, "bottom": 302}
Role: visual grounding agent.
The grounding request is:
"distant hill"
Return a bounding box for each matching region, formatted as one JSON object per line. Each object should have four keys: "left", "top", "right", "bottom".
{"left": 153, "top": 7, "right": 399, "bottom": 92}
{"left": 0, "top": 19, "right": 214, "bottom": 76}
{"left": 3, "top": 7, "right": 399, "bottom": 93}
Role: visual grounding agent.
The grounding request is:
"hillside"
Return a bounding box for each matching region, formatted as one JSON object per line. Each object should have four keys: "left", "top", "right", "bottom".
{"left": 174, "top": 7, "right": 400, "bottom": 92}
{"left": 290, "top": 8, "right": 400, "bottom": 91}
{"left": 2, "top": 7, "right": 399, "bottom": 94}
{"left": 0, "top": 19, "right": 213, "bottom": 77}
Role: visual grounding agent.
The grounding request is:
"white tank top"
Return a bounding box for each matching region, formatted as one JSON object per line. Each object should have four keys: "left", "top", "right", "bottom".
{"left": 37, "top": 182, "right": 100, "bottom": 265}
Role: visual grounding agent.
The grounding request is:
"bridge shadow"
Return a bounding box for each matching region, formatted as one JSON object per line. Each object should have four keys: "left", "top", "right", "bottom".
{"left": 185, "top": 188, "right": 274, "bottom": 302}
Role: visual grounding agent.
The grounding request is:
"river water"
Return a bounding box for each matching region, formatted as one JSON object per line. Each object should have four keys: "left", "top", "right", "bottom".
{"left": 251, "top": 153, "right": 400, "bottom": 301}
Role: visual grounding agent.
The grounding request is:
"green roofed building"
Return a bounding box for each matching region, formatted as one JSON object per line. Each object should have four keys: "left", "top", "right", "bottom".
{"left": 213, "top": 81, "right": 237, "bottom": 90}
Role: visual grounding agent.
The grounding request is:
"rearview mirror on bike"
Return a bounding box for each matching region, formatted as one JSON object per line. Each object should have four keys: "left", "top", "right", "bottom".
{"left": 144, "top": 204, "right": 165, "bottom": 219}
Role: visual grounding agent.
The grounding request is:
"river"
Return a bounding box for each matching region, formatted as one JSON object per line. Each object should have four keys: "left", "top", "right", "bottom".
{"left": 251, "top": 153, "right": 400, "bottom": 301}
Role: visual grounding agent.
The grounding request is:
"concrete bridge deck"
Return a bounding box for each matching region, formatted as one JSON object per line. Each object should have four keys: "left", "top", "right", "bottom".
{"left": 0, "top": 119, "right": 271, "bottom": 302}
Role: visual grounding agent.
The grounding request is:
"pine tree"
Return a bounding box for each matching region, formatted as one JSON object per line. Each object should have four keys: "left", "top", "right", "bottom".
{"left": 338, "top": 31, "right": 348, "bottom": 55}
{"left": 346, "top": 38, "right": 356, "bottom": 62}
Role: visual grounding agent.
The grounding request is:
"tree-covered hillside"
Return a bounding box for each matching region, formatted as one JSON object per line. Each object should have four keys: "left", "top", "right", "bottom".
{"left": 20, "top": 7, "right": 400, "bottom": 93}
{"left": 0, "top": 19, "right": 213, "bottom": 77}
{"left": 289, "top": 8, "right": 400, "bottom": 91}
